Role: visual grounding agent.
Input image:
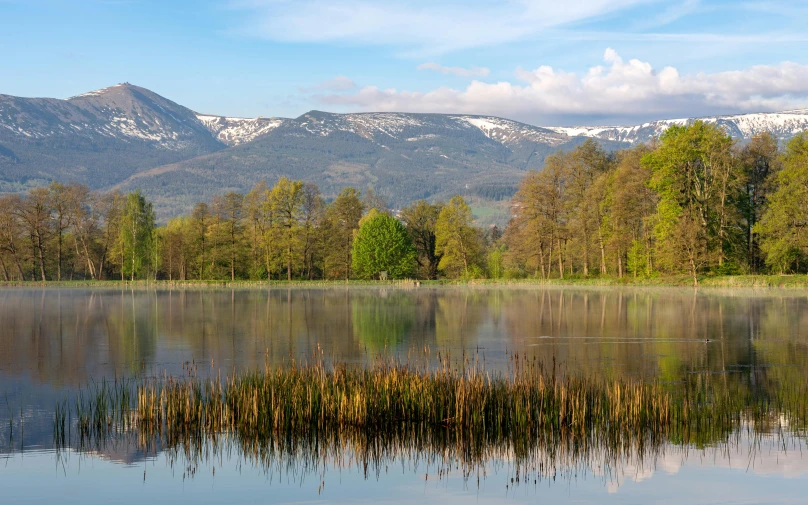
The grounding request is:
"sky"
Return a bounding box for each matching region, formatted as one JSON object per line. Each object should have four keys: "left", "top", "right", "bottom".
{"left": 1, "top": 0, "right": 808, "bottom": 126}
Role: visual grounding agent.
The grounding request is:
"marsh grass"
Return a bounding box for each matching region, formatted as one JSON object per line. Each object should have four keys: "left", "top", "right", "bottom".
{"left": 53, "top": 354, "right": 808, "bottom": 482}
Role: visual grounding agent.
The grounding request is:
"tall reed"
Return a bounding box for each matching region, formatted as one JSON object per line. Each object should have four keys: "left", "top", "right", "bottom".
{"left": 54, "top": 353, "right": 808, "bottom": 479}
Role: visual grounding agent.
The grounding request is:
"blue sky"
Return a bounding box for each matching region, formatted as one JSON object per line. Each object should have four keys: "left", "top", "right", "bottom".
{"left": 1, "top": 0, "right": 807, "bottom": 125}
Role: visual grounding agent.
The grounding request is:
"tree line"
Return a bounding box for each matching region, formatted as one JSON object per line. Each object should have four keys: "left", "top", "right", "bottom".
{"left": 0, "top": 176, "right": 483, "bottom": 282}
{"left": 505, "top": 124, "right": 808, "bottom": 284}
{"left": 0, "top": 122, "right": 806, "bottom": 283}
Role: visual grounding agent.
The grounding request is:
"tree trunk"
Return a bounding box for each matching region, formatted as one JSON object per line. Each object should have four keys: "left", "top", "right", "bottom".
{"left": 598, "top": 228, "right": 607, "bottom": 275}
{"left": 582, "top": 225, "right": 589, "bottom": 277}
{"left": 57, "top": 228, "right": 62, "bottom": 281}
{"left": 287, "top": 242, "right": 292, "bottom": 281}
{"left": 537, "top": 243, "right": 545, "bottom": 279}
{"left": 82, "top": 240, "right": 96, "bottom": 279}
{"left": 15, "top": 254, "right": 25, "bottom": 280}
{"left": 36, "top": 232, "right": 46, "bottom": 281}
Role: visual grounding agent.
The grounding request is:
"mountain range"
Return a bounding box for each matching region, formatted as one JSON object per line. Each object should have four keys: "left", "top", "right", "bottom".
{"left": 2, "top": 83, "right": 807, "bottom": 221}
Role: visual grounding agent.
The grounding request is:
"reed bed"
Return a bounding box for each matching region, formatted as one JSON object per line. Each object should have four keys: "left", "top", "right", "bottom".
{"left": 53, "top": 354, "right": 808, "bottom": 481}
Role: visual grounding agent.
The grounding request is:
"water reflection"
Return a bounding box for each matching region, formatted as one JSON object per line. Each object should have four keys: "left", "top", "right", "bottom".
{"left": 2, "top": 287, "right": 808, "bottom": 385}
{"left": 2, "top": 286, "right": 808, "bottom": 502}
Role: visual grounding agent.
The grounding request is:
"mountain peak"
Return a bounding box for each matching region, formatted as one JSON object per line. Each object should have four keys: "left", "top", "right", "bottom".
{"left": 68, "top": 82, "right": 137, "bottom": 100}
{"left": 0, "top": 84, "right": 225, "bottom": 190}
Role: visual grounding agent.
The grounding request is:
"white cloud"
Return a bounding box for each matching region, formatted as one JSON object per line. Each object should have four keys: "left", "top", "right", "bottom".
{"left": 227, "top": 0, "right": 652, "bottom": 54}
{"left": 417, "top": 62, "right": 490, "bottom": 78}
{"left": 316, "top": 49, "right": 808, "bottom": 125}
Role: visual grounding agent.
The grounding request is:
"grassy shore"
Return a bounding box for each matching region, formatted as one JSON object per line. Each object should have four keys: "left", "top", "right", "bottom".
{"left": 4, "top": 274, "right": 808, "bottom": 289}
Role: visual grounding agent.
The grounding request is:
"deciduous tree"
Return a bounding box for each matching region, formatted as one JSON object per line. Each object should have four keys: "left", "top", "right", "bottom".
{"left": 401, "top": 200, "right": 443, "bottom": 279}
{"left": 756, "top": 133, "right": 808, "bottom": 273}
{"left": 118, "top": 191, "right": 156, "bottom": 281}
{"left": 435, "top": 196, "right": 481, "bottom": 278}
{"left": 352, "top": 210, "right": 416, "bottom": 279}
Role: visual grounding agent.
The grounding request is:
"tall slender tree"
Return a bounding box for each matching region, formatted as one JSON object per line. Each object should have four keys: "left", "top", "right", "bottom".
{"left": 435, "top": 196, "right": 481, "bottom": 278}
{"left": 118, "top": 190, "right": 156, "bottom": 281}
{"left": 16, "top": 188, "right": 51, "bottom": 281}
{"left": 740, "top": 132, "right": 781, "bottom": 272}
{"left": 270, "top": 177, "right": 305, "bottom": 280}
{"left": 322, "top": 188, "right": 364, "bottom": 280}
{"left": 47, "top": 182, "right": 74, "bottom": 281}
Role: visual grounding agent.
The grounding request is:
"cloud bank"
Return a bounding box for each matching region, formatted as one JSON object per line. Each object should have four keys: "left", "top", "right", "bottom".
{"left": 315, "top": 49, "right": 808, "bottom": 125}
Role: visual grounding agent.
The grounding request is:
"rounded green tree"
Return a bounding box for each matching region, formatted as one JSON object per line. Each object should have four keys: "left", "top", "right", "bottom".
{"left": 352, "top": 210, "right": 416, "bottom": 279}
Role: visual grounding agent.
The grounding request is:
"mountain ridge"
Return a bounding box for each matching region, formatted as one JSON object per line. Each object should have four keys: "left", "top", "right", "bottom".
{"left": 2, "top": 84, "right": 808, "bottom": 221}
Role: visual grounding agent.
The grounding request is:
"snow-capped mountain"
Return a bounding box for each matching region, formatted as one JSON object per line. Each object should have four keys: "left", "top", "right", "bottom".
{"left": 0, "top": 83, "right": 225, "bottom": 189}
{"left": 2, "top": 83, "right": 808, "bottom": 219}
{"left": 189, "top": 108, "right": 808, "bottom": 153}
{"left": 545, "top": 109, "right": 808, "bottom": 144}
{"left": 267, "top": 110, "right": 572, "bottom": 147}
{"left": 1, "top": 84, "right": 220, "bottom": 149}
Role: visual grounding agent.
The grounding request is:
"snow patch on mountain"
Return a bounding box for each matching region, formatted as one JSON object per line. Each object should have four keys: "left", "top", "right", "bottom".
{"left": 457, "top": 116, "right": 570, "bottom": 146}
{"left": 293, "top": 112, "right": 438, "bottom": 140}
{"left": 196, "top": 114, "right": 285, "bottom": 145}
{"left": 69, "top": 84, "right": 126, "bottom": 99}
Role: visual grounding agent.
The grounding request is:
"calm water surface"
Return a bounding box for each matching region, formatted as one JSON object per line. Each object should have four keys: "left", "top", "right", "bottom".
{"left": 1, "top": 286, "right": 807, "bottom": 504}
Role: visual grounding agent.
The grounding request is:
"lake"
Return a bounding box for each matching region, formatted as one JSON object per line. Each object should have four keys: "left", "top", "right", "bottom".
{"left": 1, "top": 286, "right": 807, "bottom": 504}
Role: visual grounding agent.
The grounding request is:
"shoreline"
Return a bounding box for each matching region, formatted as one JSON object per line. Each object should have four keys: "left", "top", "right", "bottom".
{"left": 2, "top": 274, "right": 808, "bottom": 289}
